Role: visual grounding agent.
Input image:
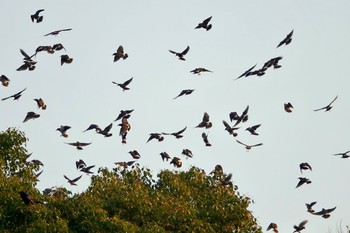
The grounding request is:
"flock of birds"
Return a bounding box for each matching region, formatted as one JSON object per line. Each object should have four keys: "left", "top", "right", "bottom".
{"left": 1, "top": 9, "right": 347, "bottom": 233}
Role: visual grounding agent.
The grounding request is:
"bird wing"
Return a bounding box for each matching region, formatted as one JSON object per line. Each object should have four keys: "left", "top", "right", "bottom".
{"left": 236, "top": 140, "right": 247, "bottom": 147}
{"left": 20, "top": 49, "right": 32, "bottom": 60}
{"left": 117, "top": 45, "right": 124, "bottom": 54}
{"left": 169, "top": 50, "right": 177, "bottom": 55}
{"left": 298, "top": 220, "right": 308, "bottom": 227}
{"left": 71, "top": 175, "right": 82, "bottom": 182}
{"left": 328, "top": 95, "right": 338, "bottom": 106}
{"left": 202, "top": 16, "right": 212, "bottom": 25}
{"left": 203, "top": 112, "right": 210, "bottom": 122}
{"left": 252, "top": 143, "right": 263, "bottom": 147}
{"left": 251, "top": 124, "right": 261, "bottom": 130}
{"left": 36, "top": 9, "right": 45, "bottom": 15}
{"left": 181, "top": 46, "right": 190, "bottom": 55}
{"left": 122, "top": 77, "right": 133, "bottom": 86}
{"left": 175, "top": 126, "right": 187, "bottom": 135}
{"left": 63, "top": 175, "right": 71, "bottom": 181}
{"left": 78, "top": 142, "right": 92, "bottom": 147}
{"left": 103, "top": 123, "right": 113, "bottom": 132}
{"left": 236, "top": 64, "right": 257, "bottom": 79}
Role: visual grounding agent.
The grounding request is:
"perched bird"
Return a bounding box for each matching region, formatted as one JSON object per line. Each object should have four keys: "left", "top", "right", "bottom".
{"left": 44, "top": 28, "right": 72, "bottom": 36}
{"left": 277, "top": 29, "right": 294, "bottom": 48}
{"left": 56, "top": 125, "right": 71, "bottom": 138}
{"left": 169, "top": 46, "right": 190, "bottom": 61}
{"left": 284, "top": 102, "right": 293, "bottom": 112}
{"left": 162, "top": 126, "right": 187, "bottom": 139}
{"left": 312, "top": 207, "right": 336, "bottom": 218}
{"left": 112, "top": 77, "right": 133, "bottom": 91}
{"left": 113, "top": 45, "right": 128, "bottom": 62}
{"left": 147, "top": 133, "right": 164, "bottom": 143}
{"left": 314, "top": 95, "right": 338, "bottom": 112}
{"left": 333, "top": 151, "right": 350, "bottom": 158}
{"left": 293, "top": 220, "right": 308, "bottom": 233}
{"left": 129, "top": 150, "right": 141, "bottom": 159}
{"left": 83, "top": 124, "right": 102, "bottom": 132}
{"left": 52, "top": 43, "right": 65, "bottom": 51}
{"left": 19, "top": 191, "right": 42, "bottom": 205}
{"left": 31, "top": 9, "right": 44, "bottom": 23}
{"left": 61, "top": 54, "right": 73, "bottom": 65}
{"left": 63, "top": 175, "right": 82, "bottom": 186}
{"left": 160, "top": 152, "right": 171, "bottom": 161}
{"left": 114, "top": 109, "right": 134, "bottom": 121}
{"left": 246, "top": 124, "right": 261, "bottom": 135}
{"left": 299, "top": 162, "right": 312, "bottom": 173}
{"left": 0, "top": 75, "right": 10, "bottom": 86}
{"left": 195, "top": 16, "right": 212, "bottom": 31}
{"left": 210, "top": 164, "right": 223, "bottom": 177}
{"left": 65, "top": 141, "right": 91, "bottom": 150}
{"left": 2, "top": 87, "right": 27, "bottom": 101}
{"left": 190, "top": 68, "right": 212, "bottom": 75}
{"left": 173, "top": 89, "right": 194, "bottom": 99}
{"left": 170, "top": 157, "right": 182, "bottom": 168}
{"left": 119, "top": 116, "right": 131, "bottom": 144}
{"left": 34, "top": 98, "right": 47, "bottom": 109}
{"left": 266, "top": 222, "right": 278, "bottom": 233}
{"left": 296, "top": 177, "right": 312, "bottom": 188}
{"left": 114, "top": 161, "right": 136, "bottom": 169}
{"left": 236, "top": 64, "right": 257, "bottom": 80}
{"left": 76, "top": 159, "right": 86, "bottom": 170}
{"left": 236, "top": 140, "right": 263, "bottom": 151}
{"left": 222, "top": 120, "right": 239, "bottom": 137}
{"left": 97, "top": 123, "right": 113, "bottom": 137}
{"left": 196, "top": 112, "right": 212, "bottom": 128}
{"left": 306, "top": 201, "right": 317, "bottom": 213}
{"left": 182, "top": 149, "right": 193, "bottom": 158}
{"left": 23, "top": 112, "right": 40, "bottom": 123}
{"left": 202, "top": 132, "right": 212, "bottom": 146}
{"left": 80, "top": 165, "right": 95, "bottom": 174}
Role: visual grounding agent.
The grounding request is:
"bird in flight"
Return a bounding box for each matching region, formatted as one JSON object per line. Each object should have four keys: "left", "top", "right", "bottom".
{"left": 56, "top": 125, "right": 71, "bottom": 138}
{"left": 296, "top": 177, "right": 311, "bottom": 188}
{"left": 76, "top": 159, "right": 86, "bottom": 170}
{"left": 266, "top": 222, "right": 278, "bottom": 233}
{"left": 114, "top": 109, "right": 134, "bottom": 121}
{"left": 44, "top": 28, "right": 72, "bottom": 36}
{"left": 195, "top": 16, "right": 212, "bottom": 31}
{"left": 160, "top": 152, "right": 171, "bottom": 161}
{"left": 2, "top": 87, "right": 27, "bottom": 101}
{"left": 61, "top": 54, "right": 73, "bottom": 65}
{"left": 114, "top": 161, "right": 136, "bottom": 169}
{"left": 147, "top": 133, "right": 164, "bottom": 143}
{"left": 232, "top": 105, "right": 249, "bottom": 127}
{"left": 170, "top": 157, "right": 182, "bottom": 168}
{"left": 196, "top": 112, "right": 212, "bottom": 128}
{"left": 284, "top": 102, "right": 293, "bottom": 113}
{"left": 80, "top": 165, "right": 95, "bottom": 174}
{"left": 65, "top": 141, "right": 92, "bottom": 150}
{"left": 162, "top": 126, "right": 187, "bottom": 139}
{"left": 333, "top": 150, "right": 350, "bottom": 158}
{"left": 97, "top": 123, "right": 113, "bottom": 137}
{"left": 34, "top": 98, "right": 47, "bottom": 110}
{"left": 236, "top": 140, "right": 263, "bottom": 151}
{"left": 202, "top": 132, "right": 212, "bottom": 146}
{"left": 314, "top": 95, "right": 338, "bottom": 112}
{"left": 293, "top": 220, "right": 308, "bottom": 233}
{"left": 112, "top": 77, "right": 133, "bottom": 91}
{"left": 83, "top": 124, "right": 102, "bottom": 133}
{"left": 113, "top": 45, "right": 128, "bottom": 62}
{"left": 0, "top": 75, "right": 10, "bottom": 86}
{"left": 312, "top": 206, "right": 336, "bottom": 218}
{"left": 129, "top": 150, "right": 141, "bottom": 159}
{"left": 63, "top": 175, "right": 82, "bottom": 186}
{"left": 246, "top": 124, "right": 261, "bottom": 135}
{"left": 299, "top": 162, "right": 312, "bottom": 173}
{"left": 190, "top": 68, "right": 212, "bottom": 75}
{"left": 31, "top": 9, "right": 44, "bottom": 23}
{"left": 182, "top": 149, "right": 193, "bottom": 158}
{"left": 222, "top": 120, "right": 239, "bottom": 137}
{"left": 23, "top": 112, "right": 40, "bottom": 123}
{"left": 173, "top": 89, "right": 194, "bottom": 99}
{"left": 236, "top": 64, "right": 257, "bottom": 80}
{"left": 305, "top": 201, "right": 317, "bottom": 213}
{"left": 52, "top": 43, "right": 66, "bottom": 51}
{"left": 119, "top": 115, "right": 131, "bottom": 144}
{"left": 276, "top": 29, "right": 294, "bottom": 48}
{"left": 169, "top": 46, "right": 190, "bottom": 61}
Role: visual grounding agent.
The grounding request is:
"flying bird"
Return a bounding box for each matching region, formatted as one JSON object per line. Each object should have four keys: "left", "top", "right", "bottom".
{"left": 160, "top": 152, "right": 171, "bottom": 161}
{"left": 31, "top": 9, "right": 44, "bottom": 23}
{"left": 233, "top": 105, "right": 249, "bottom": 127}
{"left": 97, "top": 123, "right": 113, "bottom": 137}
{"left": 299, "top": 162, "right": 312, "bottom": 173}
{"left": 236, "top": 140, "right": 263, "bottom": 151}
{"left": 44, "top": 28, "right": 72, "bottom": 36}
{"left": 162, "top": 126, "right": 187, "bottom": 139}
{"left": 129, "top": 150, "right": 141, "bottom": 159}
{"left": 76, "top": 159, "right": 86, "bottom": 170}
{"left": 246, "top": 124, "right": 261, "bottom": 135}
{"left": 2, "top": 87, "right": 27, "bottom": 101}
{"left": 266, "top": 222, "right": 279, "bottom": 233}
{"left": 333, "top": 150, "right": 350, "bottom": 158}
{"left": 113, "top": 46, "right": 128, "bottom": 62}
{"left": 169, "top": 46, "right": 190, "bottom": 61}
{"left": 190, "top": 68, "right": 212, "bottom": 75}
{"left": 284, "top": 102, "right": 293, "bottom": 112}
{"left": 182, "top": 149, "right": 193, "bottom": 158}
{"left": 306, "top": 201, "right": 317, "bottom": 213}
{"left": 112, "top": 77, "right": 133, "bottom": 91}
{"left": 147, "top": 133, "right": 164, "bottom": 143}
{"left": 56, "top": 125, "right": 71, "bottom": 138}
{"left": 263, "top": 56, "right": 283, "bottom": 70}
{"left": 293, "top": 220, "right": 308, "bottom": 233}
{"left": 222, "top": 120, "right": 239, "bottom": 137}
{"left": 65, "top": 141, "right": 91, "bottom": 150}
{"left": 119, "top": 116, "right": 131, "bottom": 144}
{"left": 83, "top": 124, "right": 102, "bottom": 133}
{"left": 202, "top": 132, "right": 212, "bottom": 146}
{"left": 173, "top": 89, "right": 194, "bottom": 99}
{"left": 277, "top": 29, "right": 294, "bottom": 48}
{"left": 61, "top": 54, "right": 73, "bottom": 65}
{"left": 23, "top": 112, "right": 40, "bottom": 123}
{"left": 16, "top": 61, "right": 36, "bottom": 71}
{"left": 312, "top": 207, "right": 336, "bottom": 218}
{"left": 195, "top": 16, "right": 212, "bottom": 31}
{"left": 114, "top": 161, "right": 136, "bottom": 169}
{"left": 114, "top": 109, "right": 134, "bottom": 121}
{"left": 236, "top": 64, "right": 257, "bottom": 80}
{"left": 34, "top": 98, "right": 47, "bottom": 109}
{"left": 314, "top": 95, "right": 338, "bottom": 112}
{"left": 80, "top": 165, "right": 95, "bottom": 174}
{"left": 296, "top": 177, "right": 311, "bottom": 188}
{"left": 63, "top": 175, "right": 82, "bottom": 186}
{"left": 19, "top": 191, "right": 42, "bottom": 205}
{"left": 52, "top": 43, "right": 66, "bottom": 51}
{"left": 170, "top": 157, "right": 182, "bottom": 168}
{"left": 196, "top": 112, "right": 212, "bottom": 128}
{"left": 0, "top": 75, "right": 10, "bottom": 86}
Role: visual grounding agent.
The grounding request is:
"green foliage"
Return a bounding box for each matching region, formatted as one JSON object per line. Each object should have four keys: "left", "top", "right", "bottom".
{"left": 0, "top": 127, "right": 262, "bottom": 232}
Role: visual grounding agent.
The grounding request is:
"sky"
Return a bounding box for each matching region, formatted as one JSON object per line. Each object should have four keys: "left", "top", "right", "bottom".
{"left": 1, "top": 0, "right": 350, "bottom": 232}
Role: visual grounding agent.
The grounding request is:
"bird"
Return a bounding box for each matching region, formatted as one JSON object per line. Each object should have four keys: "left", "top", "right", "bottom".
{"left": 31, "top": 9, "right": 45, "bottom": 23}
{"left": 202, "top": 132, "right": 212, "bottom": 146}
{"left": 170, "top": 157, "right": 182, "bottom": 168}
{"left": 97, "top": 123, "right": 113, "bottom": 137}
{"left": 284, "top": 102, "right": 293, "bottom": 112}
{"left": 314, "top": 95, "right": 338, "bottom": 112}
{"left": 266, "top": 222, "right": 279, "bottom": 233}
{"left": 210, "top": 164, "right": 223, "bottom": 177}
{"left": 333, "top": 151, "right": 350, "bottom": 158}
{"left": 34, "top": 45, "right": 54, "bottom": 56}
{"left": 80, "top": 165, "right": 95, "bottom": 174}
{"left": 65, "top": 142, "right": 92, "bottom": 150}
{"left": 236, "top": 64, "right": 257, "bottom": 80}
{"left": 196, "top": 112, "right": 212, "bottom": 128}
{"left": 61, "top": 54, "right": 73, "bottom": 65}
{"left": 236, "top": 140, "right": 263, "bottom": 151}
{"left": 0, "top": 75, "right": 10, "bottom": 86}
{"left": 129, "top": 150, "right": 141, "bottom": 159}
{"left": 229, "top": 112, "right": 240, "bottom": 122}
{"left": 52, "top": 43, "right": 66, "bottom": 51}
{"left": 293, "top": 220, "right": 308, "bottom": 232}
{"left": 312, "top": 207, "right": 336, "bottom": 218}
{"left": 19, "top": 191, "right": 42, "bottom": 205}
{"left": 182, "top": 149, "right": 193, "bottom": 158}
{"left": 306, "top": 201, "right": 317, "bottom": 213}
{"left": 16, "top": 60, "right": 36, "bottom": 71}
{"left": 19, "top": 49, "right": 35, "bottom": 62}
{"left": 190, "top": 68, "right": 212, "bottom": 75}
{"left": 63, "top": 175, "right": 82, "bottom": 186}
{"left": 113, "top": 45, "right": 128, "bottom": 62}
{"left": 76, "top": 159, "right": 86, "bottom": 170}
{"left": 114, "top": 109, "right": 134, "bottom": 121}
{"left": 83, "top": 124, "right": 102, "bottom": 132}
{"left": 162, "top": 126, "right": 187, "bottom": 139}
{"left": 221, "top": 173, "right": 233, "bottom": 186}
{"left": 30, "top": 159, "right": 44, "bottom": 167}
{"left": 195, "top": 16, "right": 212, "bottom": 31}
{"left": 296, "top": 177, "right": 311, "bottom": 188}
{"left": 114, "top": 161, "right": 136, "bottom": 169}
{"left": 299, "top": 162, "right": 312, "bottom": 173}
{"left": 169, "top": 46, "right": 190, "bottom": 61}
{"left": 2, "top": 87, "right": 27, "bottom": 101}
{"left": 263, "top": 56, "right": 283, "bottom": 70}
{"left": 56, "top": 125, "right": 71, "bottom": 138}
{"left": 23, "top": 112, "right": 40, "bottom": 123}
{"left": 173, "top": 89, "right": 195, "bottom": 99}
{"left": 160, "top": 152, "right": 171, "bottom": 161}
{"left": 42, "top": 187, "right": 55, "bottom": 195}
{"left": 233, "top": 105, "right": 249, "bottom": 127}
{"left": 246, "top": 124, "right": 261, "bottom": 135}
{"left": 277, "top": 29, "right": 294, "bottom": 48}
{"left": 222, "top": 120, "right": 239, "bottom": 137}
{"left": 119, "top": 116, "right": 131, "bottom": 144}
{"left": 112, "top": 77, "right": 133, "bottom": 91}
{"left": 34, "top": 98, "right": 47, "bottom": 109}
{"left": 44, "top": 28, "right": 72, "bottom": 36}
{"left": 147, "top": 133, "right": 164, "bottom": 143}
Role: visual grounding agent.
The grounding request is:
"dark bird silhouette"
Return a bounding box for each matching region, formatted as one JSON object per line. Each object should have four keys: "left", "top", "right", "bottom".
{"left": 113, "top": 45, "right": 128, "bottom": 62}
{"left": 19, "top": 191, "right": 42, "bottom": 205}
{"left": 34, "top": 98, "right": 47, "bottom": 109}
{"left": 0, "top": 75, "right": 10, "bottom": 86}
{"left": 44, "top": 28, "right": 72, "bottom": 36}
{"left": 80, "top": 165, "right": 95, "bottom": 174}
{"left": 97, "top": 123, "right": 113, "bottom": 137}
{"left": 160, "top": 152, "right": 171, "bottom": 161}
{"left": 173, "top": 89, "right": 194, "bottom": 99}
{"left": 229, "top": 112, "right": 240, "bottom": 122}
{"left": 202, "top": 132, "right": 212, "bottom": 146}
{"left": 112, "top": 77, "right": 133, "bottom": 91}
{"left": 277, "top": 29, "right": 294, "bottom": 48}
{"left": 2, "top": 87, "right": 27, "bottom": 101}
{"left": 115, "top": 161, "right": 136, "bottom": 169}
{"left": 333, "top": 150, "right": 350, "bottom": 158}
{"left": 299, "top": 162, "right": 312, "bottom": 173}
{"left": 129, "top": 150, "right": 141, "bottom": 159}
{"left": 30, "top": 159, "right": 44, "bottom": 167}
{"left": 306, "top": 201, "right": 317, "bottom": 213}
{"left": 182, "top": 149, "right": 193, "bottom": 158}
{"left": 114, "top": 109, "right": 134, "bottom": 121}
{"left": 210, "top": 164, "right": 223, "bottom": 177}
{"left": 83, "top": 124, "right": 102, "bottom": 132}
{"left": 76, "top": 159, "right": 86, "bottom": 170}
{"left": 236, "top": 140, "right": 263, "bottom": 151}
{"left": 236, "top": 64, "right": 257, "bottom": 80}
{"left": 221, "top": 173, "right": 233, "bottom": 186}
{"left": 284, "top": 102, "right": 293, "bottom": 112}
{"left": 246, "top": 124, "right": 261, "bottom": 135}
{"left": 34, "top": 45, "right": 54, "bottom": 55}
{"left": 263, "top": 56, "right": 283, "bottom": 70}
{"left": 195, "top": 16, "right": 212, "bottom": 31}
{"left": 312, "top": 207, "right": 336, "bottom": 218}
{"left": 314, "top": 95, "right": 338, "bottom": 112}
{"left": 119, "top": 116, "right": 131, "bottom": 144}
{"left": 52, "top": 43, "right": 65, "bottom": 51}
{"left": 20, "top": 49, "right": 35, "bottom": 62}
{"left": 162, "top": 126, "right": 187, "bottom": 139}
{"left": 16, "top": 61, "right": 36, "bottom": 71}
{"left": 296, "top": 177, "right": 311, "bottom": 188}
{"left": 196, "top": 112, "right": 212, "bottom": 128}
{"left": 190, "top": 67, "right": 212, "bottom": 75}
{"left": 31, "top": 9, "right": 44, "bottom": 23}
{"left": 56, "top": 125, "right": 71, "bottom": 138}
{"left": 169, "top": 46, "right": 190, "bottom": 61}
{"left": 61, "top": 54, "right": 73, "bottom": 65}
{"left": 23, "top": 112, "right": 40, "bottom": 123}
{"left": 266, "top": 222, "right": 279, "bottom": 233}
{"left": 42, "top": 187, "right": 55, "bottom": 195}
{"left": 147, "top": 133, "right": 164, "bottom": 143}
{"left": 170, "top": 157, "right": 182, "bottom": 168}
{"left": 293, "top": 220, "right": 308, "bottom": 233}
{"left": 222, "top": 120, "right": 239, "bottom": 137}
{"left": 233, "top": 105, "right": 249, "bottom": 127}
{"left": 65, "top": 141, "right": 91, "bottom": 150}
{"left": 63, "top": 175, "right": 82, "bottom": 186}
